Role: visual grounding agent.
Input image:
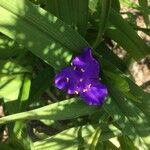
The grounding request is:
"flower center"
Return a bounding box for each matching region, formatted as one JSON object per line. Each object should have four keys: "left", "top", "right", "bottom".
{"left": 83, "top": 84, "right": 92, "bottom": 93}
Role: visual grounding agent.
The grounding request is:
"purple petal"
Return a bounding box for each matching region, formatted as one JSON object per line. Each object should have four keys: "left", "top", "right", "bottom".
{"left": 80, "top": 82, "right": 108, "bottom": 106}
{"left": 55, "top": 74, "right": 68, "bottom": 90}
{"left": 72, "top": 48, "right": 100, "bottom": 78}
{"left": 55, "top": 67, "right": 81, "bottom": 94}
{"left": 72, "top": 48, "right": 95, "bottom": 66}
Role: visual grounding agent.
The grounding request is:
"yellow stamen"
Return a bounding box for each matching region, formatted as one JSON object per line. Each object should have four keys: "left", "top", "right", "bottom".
{"left": 73, "top": 66, "right": 76, "bottom": 70}
{"left": 66, "top": 77, "right": 69, "bottom": 82}
{"left": 81, "top": 68, "right": 85, "bottom": 72}
{"left": 75, "top": 91, "right": 79, "bottom": 94}
{"left": 83, "top": 89, "right": 88, "bottom": 92}
{"left": 88, "top": 84, "right": 92, "bottom": 88}
{"left": 79, "top": 78, "right": 83, "bottom": 82}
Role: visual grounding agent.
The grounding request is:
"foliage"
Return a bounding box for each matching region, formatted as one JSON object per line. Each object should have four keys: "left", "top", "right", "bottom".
{"left": 0, "top": 0, "right": 149, "bottom": 149}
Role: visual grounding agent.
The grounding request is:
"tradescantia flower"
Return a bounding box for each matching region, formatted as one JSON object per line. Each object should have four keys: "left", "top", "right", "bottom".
{"left": 55, "top": 48, "right": 108, "bottom": 106}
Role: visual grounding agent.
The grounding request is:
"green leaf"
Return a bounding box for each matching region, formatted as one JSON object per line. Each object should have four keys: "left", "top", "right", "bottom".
{"left": 0, "top": 98, "right": 96, "bottom": 124}
{"left": 120, "top": 0, "right": 139, "bottom": 8}
{"left": 111, "top": 0, "right": 120, "bottom": 12}
{"left": 95, "top": 52, "right": 150, "bottom": 148}
{"left": 29, "top": 67, "right": 54, "bottom": 103}
{"left": 7, "top": 136, "right": 31, "bottom": 150}
{"left": 107, "top": 8, "right": 150, "bottom": 60}
{"left": 0, "top": 0, "right": 89, "bottom": 70}
{"left": 103, "top": 98, "right": 136, "bottom": 135}
{"left": 0, "top": 34, "right": 23, "bottom": 59}
{"left": 88, "top": 126, "right": 101, "bottom": 150}
{"left": 18, "top": 74, "right": 31, "bottom": 106}
{"left": 12, "top": 74, "right": 32, "bottom": 150}
{"left": 0, "top": 60, "right": 30, "bottom": 101}
{"left": 0, "top": 74, "right": 25, "bottom": 101}
{"left": 0, "top": 60, "right": 29, "bottom": 74}
{"left": 126, "top": 78, "right": 150, "bottom": 116}
{"left": 138, "top": 0, "right": 150, "bottom": 28}
{"left": 0, "top": 143, "right": 13, "bottom": 150}
{"left": 93, "top": 0, "right": 112, "bottom": 48}
{"left": 118, "top": 135, "right": 137, "bottom": 150}
{"left": 96, "top": 50, "right": 150, "bottom": 106}
{"left": 97, "top": 43, "right": 127, "bottom": 72}
{"left": 33, "top": 124, "right": 122, "bottom": 150}
{"left": 46, "top": 0, "right": 89, "bottom": 36}
{"left": 104, "top": 90, "right": 150, "bottom": 148}
{"left": 104, "top": 71, "right": 129, "bottom": 92}
{"left": 89, "top": 0, "right": 99, "bottom": 12}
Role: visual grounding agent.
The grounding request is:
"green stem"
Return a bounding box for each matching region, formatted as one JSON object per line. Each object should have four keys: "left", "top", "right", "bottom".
{"left": 93, "top": 0, "right": 112, "bottom": 49}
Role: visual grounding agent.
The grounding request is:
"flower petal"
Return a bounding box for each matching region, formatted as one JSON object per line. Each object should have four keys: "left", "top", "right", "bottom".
{"left": 80, "top": 82, "right": 108, "bottom": 106}
{"left": 55, "top": 74, "right": 68, "bottom": 90}
{"left": 72, "top": 48, "right": 100, "bottom": 78}
{"left": 72, "top": 48, "right": 95, "bottom": 65}
{"left": 55, "top": 67, "right": 81, "bottom": 94}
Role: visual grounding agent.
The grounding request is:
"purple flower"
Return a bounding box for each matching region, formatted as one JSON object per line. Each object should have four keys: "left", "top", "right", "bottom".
{"left": 55, "top": 48, "right": 108, "bottom": 106}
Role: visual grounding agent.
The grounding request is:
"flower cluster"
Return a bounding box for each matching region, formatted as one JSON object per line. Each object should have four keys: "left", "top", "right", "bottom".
{"left": 55, "top": 48, "right": 108, "bottom": 106}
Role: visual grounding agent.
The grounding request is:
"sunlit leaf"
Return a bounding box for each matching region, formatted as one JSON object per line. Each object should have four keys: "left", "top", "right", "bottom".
{"left": 33, "top": 124, "right": 122, "bottom": 150}
{"left": 0, "top": 0, "right": 89, "bottom": 70}
{"left": 0, "top": 98, "right": 96, "bottom": 124}
{"left": 46, "top": 0, "right": 89, "bottom": 36}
